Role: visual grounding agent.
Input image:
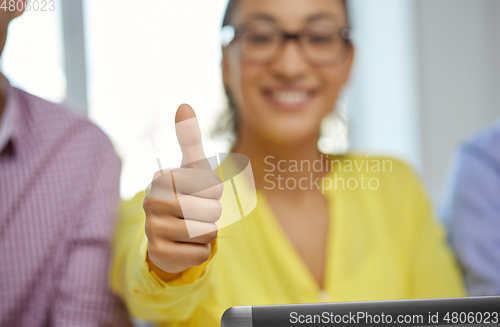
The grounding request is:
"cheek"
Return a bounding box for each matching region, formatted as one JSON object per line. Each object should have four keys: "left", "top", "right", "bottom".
{"left": 232, "top": 63, "right": 266, "bottom": 111}
{"left": 239, "top": 64, "right": 263, "bottom": 92}
{"left": 320, "top": 67, "right": 345, "bottom": 96}
{"left": 316, "top": 67, "right": 347, "bottom": 112}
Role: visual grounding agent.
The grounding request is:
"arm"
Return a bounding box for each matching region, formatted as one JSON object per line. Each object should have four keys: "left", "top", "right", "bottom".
{"left": 50, "top": 131, "right": 132, "bottom": 326}
{"left": 442, "top": 143, "right": 500, "bottom": 296}
{"left": 400, "top": 164, "right": 466, "bottom": 299}
{"left": 110, "top": 105, "right": 222, "bottom": 323}
{"left": 109, "top": 193, "right": 217, "bottom": 323}
{"left": 412, "top": 209, "right": 466, "bottom": 299}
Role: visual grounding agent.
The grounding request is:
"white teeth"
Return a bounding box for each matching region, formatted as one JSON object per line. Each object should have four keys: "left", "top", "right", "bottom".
{"left": 272, "top": 91, "right": 308, "bottom": 104}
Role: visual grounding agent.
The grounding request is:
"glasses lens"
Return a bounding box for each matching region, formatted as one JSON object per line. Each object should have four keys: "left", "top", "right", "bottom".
{"left": 302, "top": 27, "right": 347, "bottom": 65}
{"left": 240, "top": 22, "right": 281, "bottom": 63}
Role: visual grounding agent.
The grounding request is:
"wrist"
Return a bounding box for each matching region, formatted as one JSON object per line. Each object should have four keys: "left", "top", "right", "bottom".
{"left": 146, "top": 252, "right": 184, "bottom": 282}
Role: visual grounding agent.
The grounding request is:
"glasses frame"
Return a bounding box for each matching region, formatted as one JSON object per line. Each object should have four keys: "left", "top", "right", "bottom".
{"left": 221, "top": 22, "right": 352, "bottom": 66}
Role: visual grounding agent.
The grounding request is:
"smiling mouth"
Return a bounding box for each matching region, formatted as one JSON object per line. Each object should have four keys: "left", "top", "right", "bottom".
{"left": 263, "top": 90, "right": 316, "bottom": 110}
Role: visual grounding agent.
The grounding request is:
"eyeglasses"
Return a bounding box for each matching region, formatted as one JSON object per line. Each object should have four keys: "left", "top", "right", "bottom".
{"left": 221, "top": 21, "right": 352, "bottom": 66}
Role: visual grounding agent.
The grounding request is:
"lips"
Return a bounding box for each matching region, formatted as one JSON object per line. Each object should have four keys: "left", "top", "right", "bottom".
{"left": 262, "top": 89, "right": 316, "bottom": 111}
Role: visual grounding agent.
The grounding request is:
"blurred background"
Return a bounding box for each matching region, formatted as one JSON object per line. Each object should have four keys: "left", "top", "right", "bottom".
{"left": 2, "top": 0, "right": 499, "bottom": 207}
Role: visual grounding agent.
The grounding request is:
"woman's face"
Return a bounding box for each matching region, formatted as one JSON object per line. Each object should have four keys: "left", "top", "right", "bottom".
{"left": 223, "top": 0, "right": 354, "bottom": 147}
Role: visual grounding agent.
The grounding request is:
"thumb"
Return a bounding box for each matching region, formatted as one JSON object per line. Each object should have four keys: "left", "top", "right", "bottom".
{"left": 175, "top": 104, "right": 211, "bottom": 170}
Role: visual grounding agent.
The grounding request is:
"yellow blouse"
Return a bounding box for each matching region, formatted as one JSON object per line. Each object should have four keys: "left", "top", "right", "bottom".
{"left": 110, "top": 154, "right": 465, "bottom": 327}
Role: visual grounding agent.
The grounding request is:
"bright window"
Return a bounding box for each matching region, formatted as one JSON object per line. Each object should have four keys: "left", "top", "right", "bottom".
{"left": 1, "top": 0, "right": 65, "bottom": 103}
{"left": 85, "top": 0, "right": 230, "bottom": 199}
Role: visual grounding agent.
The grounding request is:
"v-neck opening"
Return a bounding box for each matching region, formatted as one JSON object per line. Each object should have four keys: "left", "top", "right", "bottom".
{"left": 256, "top": 182, "right": 340, "bottom": 297}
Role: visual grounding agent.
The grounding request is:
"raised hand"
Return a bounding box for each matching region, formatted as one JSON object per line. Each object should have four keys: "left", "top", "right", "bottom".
{"left": 144, "top": 104, "right": 223, "bottom": 280}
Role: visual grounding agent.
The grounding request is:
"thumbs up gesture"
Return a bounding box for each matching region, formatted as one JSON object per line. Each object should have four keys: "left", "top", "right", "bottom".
{"left": 144, "top": 104, "right": 223, "bottom": 280}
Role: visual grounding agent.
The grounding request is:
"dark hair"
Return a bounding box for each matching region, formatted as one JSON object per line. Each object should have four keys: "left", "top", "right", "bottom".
{"left": 215, "top": 0, "right": 350, "bottom": 140}
{"left": 222, "top": 0, "right": 350, "bottom": 27}
{"left": 222, "top": 0, "right": 240, "bottom": 27}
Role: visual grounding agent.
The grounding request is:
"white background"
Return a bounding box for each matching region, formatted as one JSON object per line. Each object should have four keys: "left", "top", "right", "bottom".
{"left": 2, "top": 0, "right": 500, "bottom": 204}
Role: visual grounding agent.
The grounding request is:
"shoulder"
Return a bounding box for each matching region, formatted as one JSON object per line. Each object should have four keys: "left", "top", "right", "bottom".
{"left": 15, "top": 87, "right": 117, "bottom": 161}
{"left": 333, "top": 154, "right": 435, "bottom": 242}
{"left": 445, "top": 125, "right": 500, "bottom": 197}
{"left": 336, "top": 152, "right": 418, "bottom": 183}
{"left": 334, "top": 153, "right": 429, "bottom": 216}
{"left": 16, "top": 87, "right": 100, "bottom": 139}
{"left": 460, "top": 124, "right": 500, "bottom": 169}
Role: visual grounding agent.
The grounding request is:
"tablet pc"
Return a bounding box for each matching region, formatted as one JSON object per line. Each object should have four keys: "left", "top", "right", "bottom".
{"left": 221, "top": 296, "right": 500, "bottom": 327}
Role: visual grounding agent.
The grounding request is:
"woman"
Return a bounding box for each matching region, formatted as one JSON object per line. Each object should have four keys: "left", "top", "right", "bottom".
{"left": 110, "top": 0, "right": 465, "bottom": 326}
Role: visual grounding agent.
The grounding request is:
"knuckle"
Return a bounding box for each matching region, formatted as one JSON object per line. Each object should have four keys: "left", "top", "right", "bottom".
{"left": 147, "top": 242, "right": 162, "bottom": 260}
{"left": 203, "top": 172, "right": 224, "bottom": 199}
{"left": 151, "top": 170, "right": 172, "bottom": 186}
{"left": 143, "top": 196, "right": 158, "bottom": 213}
{"left": 143, "top": 196, "right": 154, "bottom": 212}
{"left": 209, "top": 172, "right": 224, "bottom": 188}
{"left": 152, "top": 170, "right": 163, "bottom": 182}
{"left": 213, "top": 182, "right": 224, "bottom": 200}
{"left": 194, "top": 247, "right": 211, "bottom": 265}
{"left": 145, "top": 214, "right": 175, "bottom": 240}
{"left": 210, "top": 171, "right": 223, "bottom": 185}
{"left": 144, "top": 196, "right": 177, "bottom": 216}
{"left": 144, "top": 217, "right": 159, "bottom": 239}
{"left": 160, "top": 243, "right": 176, "bottom": 260}
{"left": 211, "top": 201, "right": 223, "bottom": 222}
{"left": 206, "top": 227, "right": 218, "bottom": 242}
{"left": 150, "top": 171, "right": 174, "bottom": 195}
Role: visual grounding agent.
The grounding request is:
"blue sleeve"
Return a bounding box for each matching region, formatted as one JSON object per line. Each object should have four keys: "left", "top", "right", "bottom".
{"left": 441, "top": 143, "right": 500, "bottom": 296}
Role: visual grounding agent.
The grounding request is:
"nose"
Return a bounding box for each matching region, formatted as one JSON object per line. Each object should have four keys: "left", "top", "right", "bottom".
{"left": 270, "top": 39, "right": 310, "bottom": 81}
